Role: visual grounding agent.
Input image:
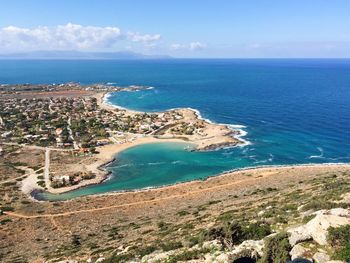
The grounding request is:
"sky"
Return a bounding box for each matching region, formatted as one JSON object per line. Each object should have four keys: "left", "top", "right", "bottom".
{"left": 0, "top": 0, "right": 350, "bottom": 58}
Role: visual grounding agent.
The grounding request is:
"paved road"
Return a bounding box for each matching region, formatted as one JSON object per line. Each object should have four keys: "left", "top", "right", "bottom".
{"left": 44, "top": 147, "right": 51, "bottom": 188}
{"left": 67, "top": 117, "right": 79, "bottom": 150}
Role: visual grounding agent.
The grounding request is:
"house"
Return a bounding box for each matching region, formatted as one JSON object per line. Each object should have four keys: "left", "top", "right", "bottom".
{"left": 55, "top": 128, "right": 63, "bottom": 136}
{"left": 96, "top": 139, "right": 110, "bottom": 146}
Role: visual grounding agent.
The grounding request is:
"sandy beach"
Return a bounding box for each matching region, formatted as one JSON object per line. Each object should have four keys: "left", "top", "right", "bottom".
{"left": 44, "top": 136, "right": 187, "bottom": 194}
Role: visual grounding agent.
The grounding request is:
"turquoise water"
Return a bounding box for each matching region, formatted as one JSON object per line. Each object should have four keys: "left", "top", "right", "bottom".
{"left": 36, "top": 141, "right": 259, "bottom": 201}
{"left": 1, "top": 59, "right": 349, "bottom": 201}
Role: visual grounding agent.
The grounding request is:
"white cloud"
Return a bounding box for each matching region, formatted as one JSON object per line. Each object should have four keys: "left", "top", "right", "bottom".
{"left": 189, "top": 42, "right": 206, "bottom": 50}
{"left": 0, "top": 23, "right": 161, "bottom": 51}
{"left": 127, "top": 32, "right": 161, "bottom": 44}
{"left": 170, "top": 43, "right": 185, "bottom": 50}
{"left": 170, "top": 42, "right": 206, "bottom": 51}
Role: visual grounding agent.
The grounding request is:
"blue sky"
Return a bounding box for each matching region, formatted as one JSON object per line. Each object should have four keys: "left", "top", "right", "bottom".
{"left": 0, "top": 0, "right": 350, "bottom": 57}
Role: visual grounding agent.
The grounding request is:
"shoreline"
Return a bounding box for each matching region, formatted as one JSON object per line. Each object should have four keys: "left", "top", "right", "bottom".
{"left": 32, "top": 163, "right": 350, "bottom": 201}
{"left": 100, "top": 91, "right": 251, "bottom": 148}
{"left": 24, "top": 91, "right": 247, "bottom": 197}
{"left": 96, "top": 90, "right": 248, "bottom": 151}
{"left": 23, "top": 91, "right": 348, "bottom": 200}
{"left": 34, "top": 136, "right": 189, "bottom": 195}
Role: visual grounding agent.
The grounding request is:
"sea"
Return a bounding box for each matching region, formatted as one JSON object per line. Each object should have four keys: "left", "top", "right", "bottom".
{"left": 1, "top": 59, "right": 349, "bottom": 201}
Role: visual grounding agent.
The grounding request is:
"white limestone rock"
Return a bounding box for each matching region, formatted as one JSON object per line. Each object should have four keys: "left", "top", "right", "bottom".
{"left": 328, "top": 208, "right": 349, "bottom": 217}
{"left": 339, "top": 193, "right": 350, "bottom": 204}
{"left": 313, "top": 252, "right": 331, "bottom": 263}
{"left": 214, "top": 253, "right": 230, "bottom": 263}
{"left": 288, "top": 208, "right": 350, "bottom": 246}
{"left": 290, "top": 244, "right": 308, "bottom": 260}
{"left": 228, "top": 239, "right": 265, "bottom": 260}
{"left": 288, "top": 225, "right": 312, "bottom": 246}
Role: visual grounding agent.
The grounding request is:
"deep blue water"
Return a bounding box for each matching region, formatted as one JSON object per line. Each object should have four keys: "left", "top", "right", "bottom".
{"left": 1, "top": 59, "right": 350, "bottom": 200}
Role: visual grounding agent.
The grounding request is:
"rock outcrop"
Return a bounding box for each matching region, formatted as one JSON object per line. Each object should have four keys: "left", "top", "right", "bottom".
{"left": 290, "top": 244, "right": 309, "bottom": 260}
{"left": 288, "top": 208, "right": 350, "bottom": 246}
{"left": 313, "top": 252, "right": 330, "bottom": 263}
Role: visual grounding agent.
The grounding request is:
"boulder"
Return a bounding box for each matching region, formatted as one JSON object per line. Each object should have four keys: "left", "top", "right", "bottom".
{"left": 288, "top": 208, "right": 350, "bottom": 246}
{"left": 328, "top": 208, "right": 349, "bottom": 217}
{"left": 290, "top": 244, "right": 308, "bottom": 260}
{"left": 313, "top": 252, "right": 330, "bottom": 263}
{"left": 229, "top": 239, "right": 265, "bottom": 258}
{"left": 95, "top": 257, "right": 105, "bottom": 263}
{"left": 339, "top": 193, "right": 350, "bottom": 204}
{"left": 288, "top": 225, "right": 312, "bottom": 246}
{"left": 215, "top": 253, "right": 230, "bottom": 263}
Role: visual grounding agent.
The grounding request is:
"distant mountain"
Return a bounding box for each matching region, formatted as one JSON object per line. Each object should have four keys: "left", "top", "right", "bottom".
{"left": 0, "top": 50, "right": 172, "bottom": 60}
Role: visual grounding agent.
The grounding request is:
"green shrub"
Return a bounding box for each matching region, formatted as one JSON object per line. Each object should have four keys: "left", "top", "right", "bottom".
{"left": 103, "top": 252, "right": 135, "bottom": 263}
{"left": 328, "top": 225, "right": 350, "bottom": 245}
{"left": 160, "top": 241, "right": 183, "bottom": 251}
{"left": 301, "top": 199, "right": 337, "bottom": 211}
{"left": 0, "top": 206, "right": 14, "bottom": 212}
{"left": 208, "top": 221, "right": 272, "bottom": 246}
{"left": 177, "top": 210, "right": 190, "bottom": 216}
{"left": 243, "top": 222, "right": 272, "bottom": 240}
{"left": 166, "top": 248, "right": 210, "bottom": 263}
{"left": 2, "top": 181, "right": 16, "bottom": 187}
{"left": 0, "top": 218, "right": 12, "bottom": 225}
{"left": 333, "top": 244, "right": 350, "bottom": 261}
{"left": 71, "top": 234, "right": 81, "bottom": 247}
{"left": 328, "top": 225, "right": 350, "bottom": 261}
{"left": 258, "top": 232, "right": 291, "bottom": 263}
{"left": 187, "top": 230, "right": 208, "bottom": 247}
{"left": 137, "top": 245, "right": 157, "bottom": 257}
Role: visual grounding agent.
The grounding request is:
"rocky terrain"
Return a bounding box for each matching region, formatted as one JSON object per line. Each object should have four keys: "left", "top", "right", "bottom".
{"left": 1, "top": 163, "right": 349, "bottom": 263}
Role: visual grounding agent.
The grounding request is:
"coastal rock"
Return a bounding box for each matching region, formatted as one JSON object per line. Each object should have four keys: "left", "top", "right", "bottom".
{"left": 290, "top": 244, "right": 309, "bottom": 260}
{"left": 313, "top": 252, "right": 330, "bottom": 263}
{"left": 288, "top": 208, "right": 350, "bottom": 246}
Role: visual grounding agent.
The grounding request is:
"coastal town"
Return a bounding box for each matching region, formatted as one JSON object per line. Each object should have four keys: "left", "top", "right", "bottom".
{"left": 0, "top": 83, "right": 242, "bottom": 192}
